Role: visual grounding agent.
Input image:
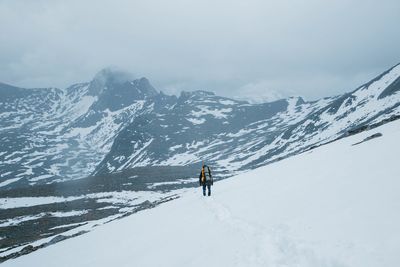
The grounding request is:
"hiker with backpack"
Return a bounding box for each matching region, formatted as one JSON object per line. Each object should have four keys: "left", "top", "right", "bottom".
{"left": 199, "top": 163, "right": 213, "bottom": 196}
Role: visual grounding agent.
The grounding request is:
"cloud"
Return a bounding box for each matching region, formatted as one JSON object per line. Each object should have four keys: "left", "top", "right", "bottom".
{"left": 235, "top": 81, "right": 288, "bottom": 103}
{"left": 0, "top": 0, "right": 399, "bottom": 100}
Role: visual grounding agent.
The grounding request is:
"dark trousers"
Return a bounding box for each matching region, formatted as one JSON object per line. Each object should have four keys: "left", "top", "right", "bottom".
{"left": 202, "top": 184, "right": 211, "bottom": 196}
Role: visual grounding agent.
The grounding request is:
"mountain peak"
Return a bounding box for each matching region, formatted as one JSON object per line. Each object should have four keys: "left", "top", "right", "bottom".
{"left": 88, "top": 68, "right": 136, "bottom": 95}
{"left": 86, "top": 68, "right": 158, "bottom": 111}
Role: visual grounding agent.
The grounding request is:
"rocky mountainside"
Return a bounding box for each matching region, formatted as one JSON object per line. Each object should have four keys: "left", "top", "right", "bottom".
{"left": 95, "top": 63, "right": 400, "bottom": 175}
{"left": 1, "top": 64, "right": 400, "bottom": 189}
{"left": 0, "top": 69, "right": 158, "bottom": 188}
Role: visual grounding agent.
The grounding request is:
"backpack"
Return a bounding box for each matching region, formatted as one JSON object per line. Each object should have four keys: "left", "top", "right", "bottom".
{"left": 201, "top": 165, "right": 212, "bottom": 184}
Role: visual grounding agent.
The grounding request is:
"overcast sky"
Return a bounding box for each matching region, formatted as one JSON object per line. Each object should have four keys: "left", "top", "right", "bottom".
{"left": 1, "top": 0, "right": 399, "bottom": 101}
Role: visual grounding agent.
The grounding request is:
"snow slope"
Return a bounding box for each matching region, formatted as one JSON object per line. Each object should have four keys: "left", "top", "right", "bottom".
{"left": 3, "top": 119, "right": 400, "bottom": 267}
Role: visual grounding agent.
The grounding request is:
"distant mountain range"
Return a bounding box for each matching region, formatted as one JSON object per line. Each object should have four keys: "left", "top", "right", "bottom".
{"left": 1, "top": 64, "right": 400, "bottom": 189}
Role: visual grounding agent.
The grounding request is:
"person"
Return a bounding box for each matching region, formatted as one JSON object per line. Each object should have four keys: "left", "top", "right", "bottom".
{"left": 199, "top": 163, "right": 213, "bottom": 196}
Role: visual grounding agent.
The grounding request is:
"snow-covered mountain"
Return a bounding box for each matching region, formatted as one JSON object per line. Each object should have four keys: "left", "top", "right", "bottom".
{"left": 1, "top": 64, "right": 400, "bottom": 263}
{"left": 1, "top": 64, "right": 400, "bottom": 188}
{"left": 94, "top": 63, "right": 400, "bottom": 175}
{"left": 3, "top": 113, "right": 400, "bottom": 267}
{"left": 0, "top": 69, "right": 160, "bottom": 187}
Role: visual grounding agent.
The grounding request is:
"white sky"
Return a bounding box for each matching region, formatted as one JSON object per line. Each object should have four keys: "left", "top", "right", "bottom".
{"left": 0, "top": 0, "right": 399, "bottom": 101}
